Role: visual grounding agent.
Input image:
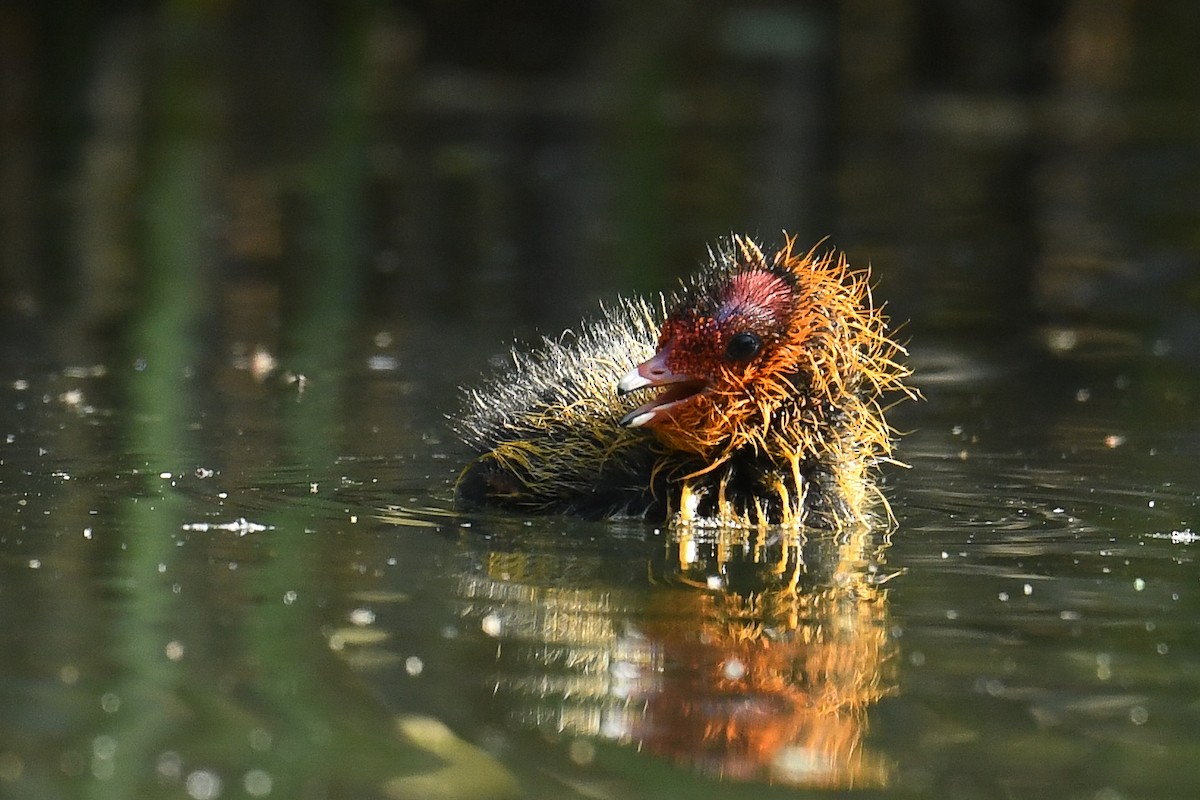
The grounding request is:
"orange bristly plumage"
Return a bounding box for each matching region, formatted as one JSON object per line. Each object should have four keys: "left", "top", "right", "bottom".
{"left": 455, "top": 233, "right": 914, "bottom": 528}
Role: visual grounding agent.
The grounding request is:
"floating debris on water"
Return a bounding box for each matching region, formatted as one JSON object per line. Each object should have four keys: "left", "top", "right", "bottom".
{"left": 367, "top": 354, "right": 399, "bottom": 371}
{"left": 182, "top": 517, "right": 273, "bottom": 536}
{"left": 62, "top": 365, "right": 107, "bottom": 379}
{"left": 283, "top": 371, "right": 309, "bottom": 398}
{"left": 59, "top": 389, "right": 86, "bottom": 410}
{"left": 1146, "top": 528, "right": 1199, "bottom": 544}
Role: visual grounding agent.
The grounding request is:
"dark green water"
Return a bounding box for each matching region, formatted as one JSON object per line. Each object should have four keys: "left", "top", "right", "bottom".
{"left": 3, "top": 2, "right": 1200, "bottom": 799}
{"left": 3, "top": 327, "right": 1199, "bottom": 799}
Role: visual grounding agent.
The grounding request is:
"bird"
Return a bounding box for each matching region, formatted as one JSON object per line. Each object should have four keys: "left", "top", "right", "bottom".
{"left": 454, "top": 234, "right": 912, "bottom": 528}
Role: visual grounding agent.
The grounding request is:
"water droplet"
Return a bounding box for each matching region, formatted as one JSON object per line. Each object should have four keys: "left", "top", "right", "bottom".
{"left": 244, "top": 769, "right": 272, "bottom": 797}
{"left": 186, "top": 768, "right": 223, "bottom": 799}
{"left": 722, "top": 658, "right": 746, "bottom": 680}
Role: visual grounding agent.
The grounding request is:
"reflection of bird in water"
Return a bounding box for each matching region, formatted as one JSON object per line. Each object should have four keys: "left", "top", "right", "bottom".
{"left": 456, "top": 234, "right": 912, "bottom": 527}
{"left": 455, "top": 524, "right": 897, "bottom": 788}
{"left": 637, "top": 527, "right": 896, "bottom": 786}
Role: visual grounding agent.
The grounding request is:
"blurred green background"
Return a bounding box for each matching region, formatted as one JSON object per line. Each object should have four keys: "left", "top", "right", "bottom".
{"left": 4, "top": 0, "right": 1198, "bottom": 353}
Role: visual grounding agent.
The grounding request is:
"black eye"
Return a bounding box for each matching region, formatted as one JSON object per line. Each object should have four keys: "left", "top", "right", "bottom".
{"left": 724, "top": 331, "right": 762, "bottom": 362}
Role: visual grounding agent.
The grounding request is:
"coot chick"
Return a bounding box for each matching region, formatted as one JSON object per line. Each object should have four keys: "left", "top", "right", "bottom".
{"left": 455, "top": 234, "right": 912, "bottom": 528}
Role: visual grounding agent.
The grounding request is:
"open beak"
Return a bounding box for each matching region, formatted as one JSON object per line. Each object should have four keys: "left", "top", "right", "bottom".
{"left": 617, "top": 345, "right": 706, "bottom": 428}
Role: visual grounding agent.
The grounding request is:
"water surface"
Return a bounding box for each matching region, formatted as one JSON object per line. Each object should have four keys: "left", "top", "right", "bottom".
{"left": 3, "top": 325, "right": 1199, "bottom": 800}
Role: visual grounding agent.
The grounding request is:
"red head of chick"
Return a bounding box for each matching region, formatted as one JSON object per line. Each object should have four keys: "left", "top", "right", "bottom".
{"left": 456, "top": 234, "right": 912, "bottom": 528}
